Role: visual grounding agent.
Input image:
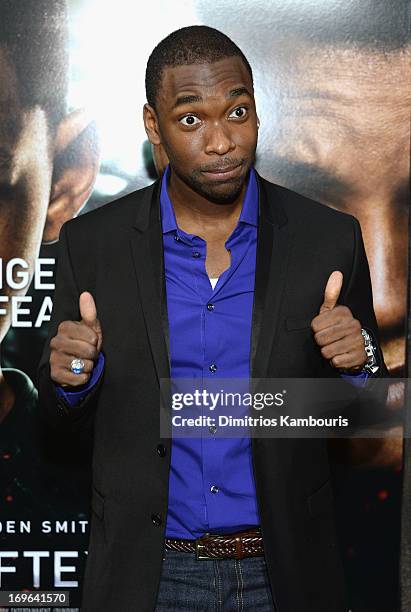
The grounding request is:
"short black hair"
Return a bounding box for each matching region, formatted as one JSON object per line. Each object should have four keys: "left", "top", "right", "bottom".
{"left": 0, "top": 0, "right": 69, "bottom": 128}
{"left": 145, "top": 25, "right": 254, "bottom": 109}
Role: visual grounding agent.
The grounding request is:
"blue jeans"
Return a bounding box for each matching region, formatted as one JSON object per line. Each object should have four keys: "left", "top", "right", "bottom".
{"left": 155, "top": 549, "right": 276, "bottom": 611}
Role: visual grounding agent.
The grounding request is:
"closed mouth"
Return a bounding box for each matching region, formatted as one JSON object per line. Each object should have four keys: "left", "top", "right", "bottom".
{"left": 202, "top": 163, "right": 243, "bottom": 177}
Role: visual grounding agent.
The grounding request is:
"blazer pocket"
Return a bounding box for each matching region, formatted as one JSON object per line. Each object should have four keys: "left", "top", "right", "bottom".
{"left": 285, "top": 316, "right": 313, "bottom": 331}
{"left": 307, "top": 479, "right": 333, "bottom": 517}
{"left": 91, "top": 485, "right": 105, "bottom": 520}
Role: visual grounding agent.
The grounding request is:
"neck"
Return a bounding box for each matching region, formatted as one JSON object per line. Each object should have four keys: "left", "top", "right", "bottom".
{"left": 167, "top": 167, "right": 248, "bottom": 232}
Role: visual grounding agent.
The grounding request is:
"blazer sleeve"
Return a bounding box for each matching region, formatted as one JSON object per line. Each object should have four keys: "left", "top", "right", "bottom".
{"left": 37, "top": 221, "right": 103, "bottom": 433}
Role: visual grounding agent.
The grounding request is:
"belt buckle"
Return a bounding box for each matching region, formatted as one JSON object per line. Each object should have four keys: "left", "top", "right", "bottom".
{"left": 195, "top": 533, "right": 225, "bottom": 560}
{"left": 195, "top": 532, "right": 211, "bottom": 560}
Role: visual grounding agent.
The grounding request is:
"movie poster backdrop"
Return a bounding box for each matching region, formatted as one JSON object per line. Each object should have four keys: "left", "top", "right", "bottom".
{"left": 0, "top": 1, "right": 409, "bottom": 610}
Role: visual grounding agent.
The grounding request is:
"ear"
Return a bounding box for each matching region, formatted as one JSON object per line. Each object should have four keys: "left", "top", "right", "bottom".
{"left": 143, "top": 103, "right": 162, "bottom": 146}
{"left": 42, "top": 108, "right": 100, "bottom": 243}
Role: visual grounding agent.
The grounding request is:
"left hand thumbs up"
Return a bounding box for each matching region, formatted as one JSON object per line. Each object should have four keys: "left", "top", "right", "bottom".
{"left": 311, "top": 270, "right": 367, "bottom": 371}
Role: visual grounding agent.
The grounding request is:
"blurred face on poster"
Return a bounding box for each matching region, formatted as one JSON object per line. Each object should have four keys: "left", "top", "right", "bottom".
{"left": 0, "top": 0, "right": 99, "bottom": 416}
{"left": 266, "top": 46, "right": 410, "bottom": 379}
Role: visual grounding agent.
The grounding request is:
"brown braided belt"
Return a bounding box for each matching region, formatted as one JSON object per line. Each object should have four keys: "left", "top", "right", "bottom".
{"left": 164, "top": 527, "right": 264, "bottom": 560}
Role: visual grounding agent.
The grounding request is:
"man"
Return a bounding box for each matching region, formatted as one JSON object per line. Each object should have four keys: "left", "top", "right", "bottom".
{"left": 38, "top": 26, "right": 385, "bottom": 611}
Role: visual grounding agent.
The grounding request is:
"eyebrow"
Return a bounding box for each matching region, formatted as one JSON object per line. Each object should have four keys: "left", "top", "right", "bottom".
{"left": 172, "top": 87, "right": 252, "bottom": 110}
{"left": 173, "top": 94, "right": 202, "bottom": 109}
{"left": 229, "top": 87, "right": 252, "bottom": 98}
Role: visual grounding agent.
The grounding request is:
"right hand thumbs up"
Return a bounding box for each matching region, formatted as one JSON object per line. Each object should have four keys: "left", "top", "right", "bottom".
{"left": 49, "top": 290, "right": 103, "bottom": 387}
{"left": 79, "top": 291, "right": 103, "bottom": 352}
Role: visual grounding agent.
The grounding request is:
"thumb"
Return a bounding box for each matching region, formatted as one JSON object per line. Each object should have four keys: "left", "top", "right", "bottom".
{"left": 320, "top": 271, "right": 343, "bottom": 313}
{"left": 79, "top": 291, "right": 102, "bottom": 352}
{"left": 79, "top": 291, "right": 98, "bottom": 326}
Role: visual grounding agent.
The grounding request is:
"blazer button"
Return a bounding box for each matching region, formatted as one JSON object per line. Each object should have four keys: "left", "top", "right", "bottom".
{"left": 151, "top": 513, "right": 162, "bottom": 526}
{"left": 157, "top": 444, "right": 166, "bottom": 457}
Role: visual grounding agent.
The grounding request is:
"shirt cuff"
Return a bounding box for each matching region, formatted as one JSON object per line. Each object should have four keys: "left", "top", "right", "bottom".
{"left": 55, "top": 352, "right": 105, "bottom": 407}
{"left": 340, "top": 370, "right": 369, "bottom": 389}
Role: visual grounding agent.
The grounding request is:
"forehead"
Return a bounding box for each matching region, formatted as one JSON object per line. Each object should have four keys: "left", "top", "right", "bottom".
{"left": 158, "top": 56, "right": 253, "bottom": 107}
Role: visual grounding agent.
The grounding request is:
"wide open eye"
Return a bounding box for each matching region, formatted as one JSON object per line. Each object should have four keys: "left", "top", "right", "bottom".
{"left": 228, "top": 106, "right": 248, "bottom": 119}
{"left": 179, "top": 115, "right": 201, "bottom": 127}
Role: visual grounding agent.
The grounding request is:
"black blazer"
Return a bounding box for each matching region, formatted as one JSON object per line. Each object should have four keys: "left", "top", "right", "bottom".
{"left": 38, "top": 174, "right": 384, "bottom": 612}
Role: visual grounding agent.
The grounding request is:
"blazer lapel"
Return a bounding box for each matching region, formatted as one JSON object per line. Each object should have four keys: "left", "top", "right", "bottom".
{"left": 129, "top": 180, "right": 170, "bottom": 386}
{"left": 251, "top": 176, "right": 294, "bottom": 379}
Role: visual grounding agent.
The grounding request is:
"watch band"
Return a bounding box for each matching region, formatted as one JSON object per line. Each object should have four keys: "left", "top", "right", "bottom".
{"left": 361, "top": 328, "right": 380, "bottom": 375}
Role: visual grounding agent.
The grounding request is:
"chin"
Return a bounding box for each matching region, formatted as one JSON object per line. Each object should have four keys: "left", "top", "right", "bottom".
{"left": 202, "top": 180, "right": 245, "bottom": 205}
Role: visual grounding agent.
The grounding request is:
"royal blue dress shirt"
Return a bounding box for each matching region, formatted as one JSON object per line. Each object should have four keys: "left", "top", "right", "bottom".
{"left": 159, "top": 165, "right": 261, "bottom": 538}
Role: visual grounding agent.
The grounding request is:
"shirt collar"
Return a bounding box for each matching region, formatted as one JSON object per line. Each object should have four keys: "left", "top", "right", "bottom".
{"left": 160, "top": 164, "right": 259, "bottom": 234}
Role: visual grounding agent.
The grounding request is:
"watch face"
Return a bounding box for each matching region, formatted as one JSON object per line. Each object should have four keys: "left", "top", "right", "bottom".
{"left": 365, "top": 349, "right": 379, "bottom": 372}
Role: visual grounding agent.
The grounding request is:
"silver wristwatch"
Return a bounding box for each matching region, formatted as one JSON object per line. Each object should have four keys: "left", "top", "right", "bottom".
{"left": 361, "top": 328, "right": 380, "bottom": 375}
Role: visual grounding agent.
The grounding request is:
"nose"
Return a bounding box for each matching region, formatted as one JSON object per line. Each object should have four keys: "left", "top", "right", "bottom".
{"left": 204, "top": 121, "right": 235, "bottom": 156}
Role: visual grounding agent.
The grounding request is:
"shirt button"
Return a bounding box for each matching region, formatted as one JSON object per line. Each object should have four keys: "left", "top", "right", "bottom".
{"left": 174, "top": 235, "right": 181, "bottom": 242}
{"left": 210, "top": 485, "right": 219, "bottom": 494}
{"left": 192, "top": 251, "right": 200, "bottom": 258}
{"left": 156, "top": 444, "right": 166, "bottom": 457}
{"left": 209, "top": 363, "right": 217, "bottom": 373}
{"left": 151, "top": 513, "right": 162, "bottom": 526}
{"left": 207, "top": 303, "right": 214, "bottom": 311}
{"left": 209, "top": 425, "right": 217, "bottom": 434}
